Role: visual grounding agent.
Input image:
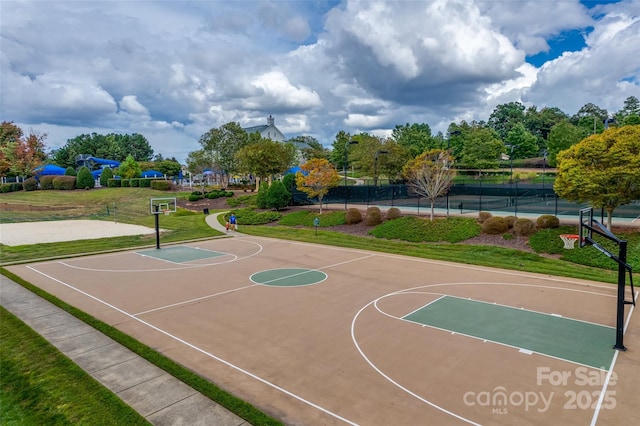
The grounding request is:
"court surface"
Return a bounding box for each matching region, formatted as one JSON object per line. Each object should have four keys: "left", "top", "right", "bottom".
{"left": 8, "top": 235, "right": 639, "bottom": 425}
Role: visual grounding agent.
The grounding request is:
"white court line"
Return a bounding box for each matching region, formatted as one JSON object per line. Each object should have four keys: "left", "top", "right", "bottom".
{"left": 373, "top": 291, "right": 610, "bottom": 372}
{"left": 245, "top": 235, "right": 618, "bottom": 290}
{"left": 591, "top": 291, "right": 638, "bottom": 426}
{"left": 133, "top": 284, "right": 259, "bottom": 316}
{"left": 26, "top": 265, "right": 358, "bottom": 426}
{"left": 250, "top": 254, "right": 376, "bottom": 286}
{"left": 58, "top": 239, "right": 263, "bottom": 273}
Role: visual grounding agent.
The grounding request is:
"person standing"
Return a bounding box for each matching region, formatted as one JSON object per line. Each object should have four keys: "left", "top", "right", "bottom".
{"left": 229, "top": 213, "right": 237, "bottom": 231}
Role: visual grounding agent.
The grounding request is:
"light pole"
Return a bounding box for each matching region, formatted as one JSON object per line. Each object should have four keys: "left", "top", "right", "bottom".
{"left": 373, "top": 150, "right": 388, "bottom": 187}
{"left": 447, "top": 130, "right": 461, "bottom": 216}
{"left": 505, "top": 144, "right": 518, "bottom": 183}
{"left": 541, "top": 150, "right": 547, "bottom": 190}
{"left": 344, "top": 139, "right": 358, "bottom": 210}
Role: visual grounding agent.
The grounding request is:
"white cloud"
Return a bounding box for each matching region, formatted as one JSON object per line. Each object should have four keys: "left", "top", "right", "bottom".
{"left": 1, "top": 0, "right": 638, "bottom": 162}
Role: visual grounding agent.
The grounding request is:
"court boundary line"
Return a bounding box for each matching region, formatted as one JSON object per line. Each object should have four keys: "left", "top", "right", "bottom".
{"left": 590, "top": 291, "right": 638, "bottom": 426}
{"left": 437, "top": 294, "right": 616, "bottom": 330}
{"left": 350, "top": 280, "right": 629, "bottom": 425}
{"left": 26, "top": 264, "right": 359, "bottom": 425}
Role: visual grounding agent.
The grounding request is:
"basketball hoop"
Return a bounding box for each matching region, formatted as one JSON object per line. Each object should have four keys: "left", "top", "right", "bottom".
{"left": 559, "top": 234, "right": 579, "bottom": 249}
{"left": 163, "top": 209, "right": 170, "bottom": 216}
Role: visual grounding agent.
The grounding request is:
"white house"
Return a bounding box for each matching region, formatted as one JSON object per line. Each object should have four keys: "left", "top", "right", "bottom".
{"left": 243, "top": 115, "right": 287, "bottom": 142}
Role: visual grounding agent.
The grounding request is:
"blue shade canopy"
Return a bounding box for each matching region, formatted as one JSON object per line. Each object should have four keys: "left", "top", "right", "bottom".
{"left": 34, "top": 164, "right": 66, "bottom": 176}
{"left": 141, "top": 169, "right": 164, "bottom": 178}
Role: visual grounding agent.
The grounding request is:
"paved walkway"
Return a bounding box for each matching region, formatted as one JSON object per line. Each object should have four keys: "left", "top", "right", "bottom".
{"left": 0, "top": 212, "right": 250, "bottom": 426}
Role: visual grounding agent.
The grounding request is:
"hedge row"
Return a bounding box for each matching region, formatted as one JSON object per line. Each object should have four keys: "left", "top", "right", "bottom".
{"left": 0, "top": 177, "right": 173, "bottom": 191}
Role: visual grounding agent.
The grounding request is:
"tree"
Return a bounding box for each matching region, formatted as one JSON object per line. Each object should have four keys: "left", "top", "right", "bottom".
{"left": 0, "top": 122, "right": 48, "bottom": 178}
{"left": 289, "top": 136, "right": 329, "bottom": 160}
{"left": 117, "top": 155, "right": 142, "bottom": 179}
{"left": 554, "top": 125, "right": 640, "bottom": 229}
{"left": 392, "top": 123, "right": 436, "bottom": 158}
{"left": 50, "top": 132, "right": 153, "bottom": 168}
{"left": 76, "top": 166, "right": 95, "bottom": 189}
{"left": 403, "top": 149, "right": 456, "bottom": 221}
{"left": 295, "top": 158, "right": 341, "bottom": 213}
{"left": 185, "top": 149, "right": 213, "bottom": 192}
{"left": 505, "top": 123, "right": 539, "bottom": 159}
{"left": 615, "top": 96, "right": 640, "bottom": 126}
{"left": 571, "top": 103, "right": 609, "bottom": 137}
{"left": 488, "top": 101, "right": 526, "bottom": 142}
{"left": 546, "top": 121, "right": 584, "bottom": 166}
{"left": 266, "top": 180, "right": 290, "bottom": 211}
{"left": 155, "top": 160, "right": 182, "bottom": 177}
{"left": 329, "top": 131, "right": 352, "bottom": 170}
{"left": 459, "top": 127, "right": 503, "bottom": 169}
{"left": 65, "top": 166, "right": 76, "bottom": 176}
{"left": 236, "top": 139, "right": 296, "bottom": 189}
{"left": 197, "top": 122, "right": 249, "bottom": 187}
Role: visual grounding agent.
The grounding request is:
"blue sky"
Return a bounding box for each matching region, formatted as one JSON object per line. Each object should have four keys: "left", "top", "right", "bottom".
{"left": 1, "top": 0, "right": 638, "bottom": 162}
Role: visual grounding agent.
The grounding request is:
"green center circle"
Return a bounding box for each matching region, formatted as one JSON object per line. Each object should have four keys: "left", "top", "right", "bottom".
{"left": 250, "top": 268, "right": 327, "bottom": 287}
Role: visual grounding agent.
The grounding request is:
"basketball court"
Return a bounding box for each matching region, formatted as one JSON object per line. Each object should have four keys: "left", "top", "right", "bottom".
{"left": 7, "top": 230, "right": 639, "bottom": 425}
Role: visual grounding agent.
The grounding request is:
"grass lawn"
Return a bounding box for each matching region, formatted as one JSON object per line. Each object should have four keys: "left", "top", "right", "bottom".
{"left": 0, "top": 306, "right": 150, "bottom": 425}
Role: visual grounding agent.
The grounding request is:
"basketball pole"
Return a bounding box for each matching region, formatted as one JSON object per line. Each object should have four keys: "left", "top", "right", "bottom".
{"left": 154, "top": 205, "right": 161, "bottom": 249}
{"left": 581, "top": 209, "right": 634, "bottom": 351}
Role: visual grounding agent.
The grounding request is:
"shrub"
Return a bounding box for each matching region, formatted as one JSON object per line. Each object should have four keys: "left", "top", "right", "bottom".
{"left": 365, "top": 207, "right": 383, "bottom": 226}
{"left": 52, "top": 176, "right": 76, "bottom": 190}
{"left": 232, "top": 207, "right": 282, "bottom": 225}
{"left": 107, "top": 178, "right": 121, "bottom": 188}
{"left": 64, "top": 166, "right": 77, "bottom": 176}
{"left": 207, "top": 190, "right": 221, "bottom": 199}
{"left": 188, "top": 194, "right": 203, "bottom": 201}
{"left": 505, "top": 216, "right": 517, "bottom": 229}
{"left": 265, "top": 181, "right": 290, "bottom": 211}
{"left": 151, "top": 180, "right": 171, "bottom": 191}
{"left": 129, "top": 178, "right": 140, "bottom": 187}
{"left": 386, "top": 207, "right": 402, "bottom": 220}
{"left": 513, "top": 218, "right": 537, "bottom": 236}
{"left": 536, "top": 214, "right": 560, "bottom": 229}
{"left": 482, "top": 216, "right": 509, "bottom": 234}
{"left": 191, "top": 190, "right": 203, "bottom": 196}
{"left": 256, "top": 182, "right": 269, "bottom": 209}
{"left": 23, "top": 177, "right": 38, "bottom": 191}
{"left": 345, "top": 208, "right": 362, "bottom": 224}
{"left": 139, "top": 178, "right": 152, "bottom": 188}
{"left": 370, "top": 216, "right": 481, "bottom": 243}
{"left": 40, "top": 175, "right": 55, "bottom": 190}
{"left": 76, "top": 166, "right": 95, "bottom": 189}
{"left": 478, "top": 211, "right": 493, "bottom": 223}
{"left": 121, "top": 179, "right": 130, "bottom": 187}
{"left": 99, "top": 167, "right": 113, "bottom": 186}
{"left": 0, "top": 183, "right": 14, "bottom": 193}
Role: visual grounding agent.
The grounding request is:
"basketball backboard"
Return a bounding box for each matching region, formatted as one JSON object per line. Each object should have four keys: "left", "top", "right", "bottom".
{"left": 150, "top": 197, "right": 177, "bottom": 215}
{"left": 578, "top": 207, "right": 593, "bottom": 248}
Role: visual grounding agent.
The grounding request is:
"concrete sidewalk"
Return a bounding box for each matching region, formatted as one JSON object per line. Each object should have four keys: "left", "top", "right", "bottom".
{"left": 0, "top": 212, "right": 251, "bottom": 426}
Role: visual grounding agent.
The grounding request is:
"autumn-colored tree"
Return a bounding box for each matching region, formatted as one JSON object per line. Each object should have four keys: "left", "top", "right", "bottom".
{"left": 403, "top": 149, "right": 456, "bottom": 220}
{"left": 554, "top": 125, "right": 640, "bottom": 229}
{"left": 295, "top": 158, "right": 341, "bottom": 213}
{"left": 0, "top": 122, "right": 47, "bottom": 177}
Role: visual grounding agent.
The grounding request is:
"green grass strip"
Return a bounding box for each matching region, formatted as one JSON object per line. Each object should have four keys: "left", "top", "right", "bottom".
{"left": 0, "top": 306, "right": 150, "bottom": 425}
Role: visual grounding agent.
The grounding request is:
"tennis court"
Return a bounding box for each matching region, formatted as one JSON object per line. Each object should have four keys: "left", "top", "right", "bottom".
{"left": 7, "top": 235, "right": 639, "bottom": 425}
